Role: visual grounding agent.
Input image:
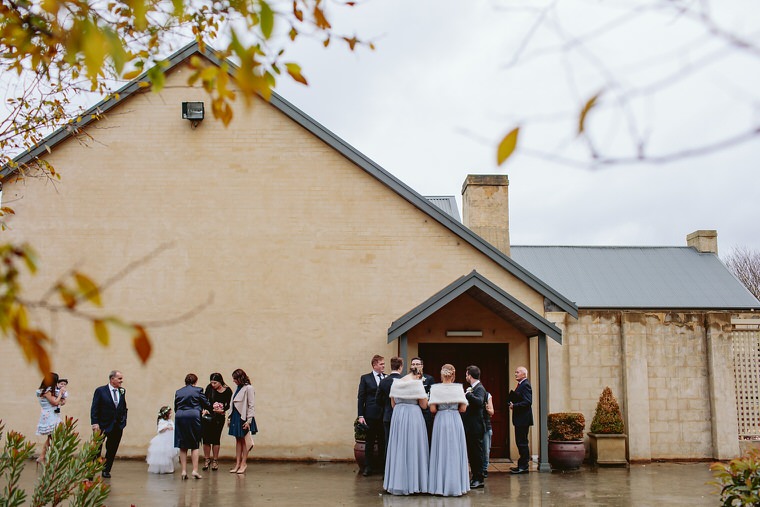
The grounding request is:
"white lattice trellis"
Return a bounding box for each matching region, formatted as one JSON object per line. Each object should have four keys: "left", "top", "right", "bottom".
{"left": 732, "top": 327, "right": 760, "bottom": 439}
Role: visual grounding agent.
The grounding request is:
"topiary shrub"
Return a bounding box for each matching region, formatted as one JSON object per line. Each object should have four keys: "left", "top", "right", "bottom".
{"left": 589, "top": 387, "right": 625, "bottom": 434}
{"left": 710, "top": 448, "right": 760, "bottom": 506}
{"left": 548, "top": 412, "right": 585, "bottom": 441}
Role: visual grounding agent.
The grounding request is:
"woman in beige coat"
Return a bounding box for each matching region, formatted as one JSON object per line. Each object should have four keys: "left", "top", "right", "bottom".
{"left": 228, "top": 368, "right": 256, "bottom": 474}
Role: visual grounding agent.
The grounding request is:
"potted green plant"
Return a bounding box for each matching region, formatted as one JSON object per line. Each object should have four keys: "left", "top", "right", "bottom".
{"left": 588, "top": 387, "right": 628, "bottom": 466}
{"left": 548, "top": 412, "right": 586, "bottom": 470}
{"left": 353, "top": 417, "right": 368, "bottom": 468}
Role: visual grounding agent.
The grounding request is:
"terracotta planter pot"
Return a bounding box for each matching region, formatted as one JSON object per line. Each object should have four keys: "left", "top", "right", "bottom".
{"left": 353, "top": 441, "right": 381, "bottom": 469}
{"left": 548, "top": 440, "right": 586, "bottom": 470}
{"left": 588, "top": 433, "right": 628, "bottom": 466}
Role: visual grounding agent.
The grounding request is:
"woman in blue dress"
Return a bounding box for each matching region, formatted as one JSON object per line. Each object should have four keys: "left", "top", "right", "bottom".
{"left": 427, "top": 364, "right": 469, "bottom": 497}
{"left": 228, "top": 368, "right": 256, "bottom": 474}
{"left": 174, "top": 373, "right": 211, "bottom": 479}
{"left": 383, "top": 368, "right": 429, "bottom": 495}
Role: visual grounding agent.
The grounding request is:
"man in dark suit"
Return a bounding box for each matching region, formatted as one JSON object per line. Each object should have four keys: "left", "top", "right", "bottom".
{"left": 376, "top": 356, "right": 403, "bottom": 459}
{"left": 90, "top": 370, "right": 128, "bottom": 478}
{"left": 462, "top": 365, "right": 487, "bottom": 489}
{"left": 509, "top": 366, "right": 534, "bottom": 474}
{"left": 409, "top": 357, "right": 435, "bottom": 444}
{"left": 357, "top": 354, "right": 385, "bottom": 476}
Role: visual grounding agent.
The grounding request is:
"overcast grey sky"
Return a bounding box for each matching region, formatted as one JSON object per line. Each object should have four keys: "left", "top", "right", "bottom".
{"left": 273, "top": 0, "right": 760, "bottom": 254}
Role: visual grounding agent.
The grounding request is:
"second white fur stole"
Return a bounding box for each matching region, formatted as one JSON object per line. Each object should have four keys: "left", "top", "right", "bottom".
{"left": 428, "top": 383, "right": 468, "bottom": 406}
{"left": 390, "top": 379, "right": 426, "bottom": 400}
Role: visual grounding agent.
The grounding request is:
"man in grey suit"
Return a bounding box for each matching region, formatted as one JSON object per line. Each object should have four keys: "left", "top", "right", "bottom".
{"left": 357, "top": 355, "right": 385, "bottom": 476}
{"left": 462, "top": 365, "right": 486, "bottom": 489}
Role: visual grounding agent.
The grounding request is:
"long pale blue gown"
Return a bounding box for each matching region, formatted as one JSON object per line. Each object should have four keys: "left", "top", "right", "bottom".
{"left": 428, "top": 403, "right": 470, "bottom": 496}
{"left": 383, "top": 398, "right": 429, "bottom": 495}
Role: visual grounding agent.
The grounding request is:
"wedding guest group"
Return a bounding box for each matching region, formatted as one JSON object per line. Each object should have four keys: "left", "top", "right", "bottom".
{"left": 356, "top": 354, "right": 386, "bottom": 476}
{"left": 90, "top": 370, "right": 127, "bottom": 478}
{"left": 509, "top": 366, "right": 533, "bottom": 474}
{"left": 35, "top": 372, "right": 67, "bottom": 464}
{"left": 174, "top": 373, "right": 211, "bottom": 479}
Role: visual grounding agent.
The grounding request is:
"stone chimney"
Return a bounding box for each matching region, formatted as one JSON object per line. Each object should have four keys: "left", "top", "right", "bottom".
{"left": 462, "top": 174, "right": 510, "bottom": 256}
{"left": 687, "top": 230, "right": 718, "bottom": 255}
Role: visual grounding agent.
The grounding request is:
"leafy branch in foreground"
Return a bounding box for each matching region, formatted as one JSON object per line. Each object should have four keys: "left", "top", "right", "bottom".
{"left": 0, "top": 418, "right": 110, "bottom": 507}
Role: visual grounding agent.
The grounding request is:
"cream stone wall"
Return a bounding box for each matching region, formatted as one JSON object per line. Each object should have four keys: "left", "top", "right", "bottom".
{"left": 0, "top": 60, "right": 546, "bottom": 460}
{"left": 547, "top": 310, "right": 739, "bottom": 461}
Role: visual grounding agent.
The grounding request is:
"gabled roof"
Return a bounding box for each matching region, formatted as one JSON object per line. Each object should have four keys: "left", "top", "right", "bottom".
{"left": 387, "top": 270, "right": 563, "bottom": 344}
{"left": 6, "top": 42, "right": 578, "bottom": 319}
{"left": 510, "top": 246, "right": 760, "bottom": 310}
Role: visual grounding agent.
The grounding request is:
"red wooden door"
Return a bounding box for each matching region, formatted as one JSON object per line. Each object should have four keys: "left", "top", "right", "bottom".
{"left": 418, "top": 343, "right": 510, "bottom": 458}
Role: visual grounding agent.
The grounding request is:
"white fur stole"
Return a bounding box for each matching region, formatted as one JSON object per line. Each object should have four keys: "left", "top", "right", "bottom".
{"left": 428, "top": 383, "right": 468, "bottom": 406}
{"left": 390, "top": 379, "right": 426, "bottom": 400}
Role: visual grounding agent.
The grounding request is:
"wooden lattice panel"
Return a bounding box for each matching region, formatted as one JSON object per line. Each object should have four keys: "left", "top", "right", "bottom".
{"left": 732, "top": 329, "right": 760, "bottom": 439}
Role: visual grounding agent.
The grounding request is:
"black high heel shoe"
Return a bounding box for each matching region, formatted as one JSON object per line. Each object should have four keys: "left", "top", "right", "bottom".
{"left": 181, "top": 473, "right": 188, "bottom": 480}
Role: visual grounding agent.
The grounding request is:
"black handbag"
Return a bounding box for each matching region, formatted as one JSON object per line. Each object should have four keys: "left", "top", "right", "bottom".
{"left": 202, "top": 412, "right": 214, "bottom": 422}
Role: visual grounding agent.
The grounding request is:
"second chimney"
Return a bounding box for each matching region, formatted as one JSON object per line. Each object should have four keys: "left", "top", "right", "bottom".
{"left": 462, "top": 174, "right": 510, "bottom": 256}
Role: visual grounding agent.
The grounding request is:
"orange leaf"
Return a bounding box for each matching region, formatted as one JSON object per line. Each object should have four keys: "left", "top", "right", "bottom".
{"left": 578, "top": 92, "right": 601, "bottom": 135}
{"left": 132, "top": 326, "right": 152, "bottom": 364}
{"left": 497, "top": 127, "right": 520, "bottom": 166}
{"left": 285, "top": 63, "right": 308, "bottom": 85}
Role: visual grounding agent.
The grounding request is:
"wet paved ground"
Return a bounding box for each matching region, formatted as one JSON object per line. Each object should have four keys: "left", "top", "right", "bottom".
{"left": 17, "top": 459, "right": 717, "bottom": 506}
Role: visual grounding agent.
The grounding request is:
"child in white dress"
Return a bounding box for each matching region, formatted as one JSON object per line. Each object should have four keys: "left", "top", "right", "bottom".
{"left": 146, "top": 406, "right": 178, "bottom": 474}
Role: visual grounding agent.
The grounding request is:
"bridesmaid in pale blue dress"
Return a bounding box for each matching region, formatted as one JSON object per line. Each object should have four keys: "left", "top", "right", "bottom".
{"left": 428, "top": 364, "right": 470, "bottom": 497}
{"left": 383, "top": 370, "right": 429, "bottom": 495}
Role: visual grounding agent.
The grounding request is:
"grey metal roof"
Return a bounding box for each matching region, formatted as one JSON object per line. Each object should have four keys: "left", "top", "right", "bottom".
{"left": 424, "top": 196, "right": 460, "bottom": 222}
{"left": 388, "top": 270, "right": 563, "bottom": 344}
{"left": 5, "top": 42, "right": 578, "bottom": 319}
{"left": 510, "top": 246, "right": 760, "bottom": 310}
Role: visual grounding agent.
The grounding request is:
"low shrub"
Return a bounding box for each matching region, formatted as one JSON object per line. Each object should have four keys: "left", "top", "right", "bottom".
{"left": 548, "top": 412, "right": 585, "bottom": 441}
{"left": 710, "top": 448, "right": 760, "bottom": 506}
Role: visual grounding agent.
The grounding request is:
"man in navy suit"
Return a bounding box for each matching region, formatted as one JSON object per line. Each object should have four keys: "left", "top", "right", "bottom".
{"left": 376, "top": 356, "right": 403, "bottom": 459}
{"left": 357, "top": 354, "right": 385, "bottom": 476}
{"left": 509, "top": 366, "right": 533, "bottom": 474}
{"left": 91, "top": 370, "right": 128, "bottom": 478}
{"left": 463, "top": 365, "right": 487, "bottom": 489}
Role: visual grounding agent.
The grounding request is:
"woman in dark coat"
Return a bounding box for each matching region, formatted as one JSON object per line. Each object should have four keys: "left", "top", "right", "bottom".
{"left": 201, "top": 372, "right": 232, "bottom": 471}
{"left": 174, "top": 373, "right": 210, "bottom": 479}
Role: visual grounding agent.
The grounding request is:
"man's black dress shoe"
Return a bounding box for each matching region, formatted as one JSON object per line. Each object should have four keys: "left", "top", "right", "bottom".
{"left": 510, "top": 466, "right": 520, "bottom": 472}
{"left": 510, "top": 468, "right": 529, "bottom": 474}
{"left": 483, "top": 470, "right": 488, "bottom": 477}
{"left": 362, "top": 467, "right": 371, "bottom": 477}
{"left": 470, "top": 479, "right": 484, "bottom": 489}
{"left": 101, "top": 471, "right": 111, "bottom": 478}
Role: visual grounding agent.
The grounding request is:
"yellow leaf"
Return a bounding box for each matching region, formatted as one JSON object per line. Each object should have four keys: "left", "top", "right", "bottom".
{"left": 497, "top": 127, "right": 520, "bottom": 166}
{"left": 94, "top": 319, "right": 109, "bottom": 346}
{"left": 132, "top": 326, "right": 152, "bottom": 364}
{"left": 578, "top": 92, "right": 601, "bottom": 135}
{"left": 74, "top": 272, "right": 102, "bottom": 307}
{"left": 285, "top": 63, "right": 308, "bottom": 85}
{"left": 122, "top": 69, "right": 142, "bottom": 80}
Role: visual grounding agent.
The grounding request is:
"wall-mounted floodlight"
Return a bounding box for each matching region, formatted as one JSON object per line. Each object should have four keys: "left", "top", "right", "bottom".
{"left": 181, "top": 102, "right": 205, "bottom": 122}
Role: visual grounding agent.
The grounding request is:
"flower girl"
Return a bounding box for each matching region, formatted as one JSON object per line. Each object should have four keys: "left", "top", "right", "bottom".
{"left": 146, "top": 406, "right": 178, "bottom": 474}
